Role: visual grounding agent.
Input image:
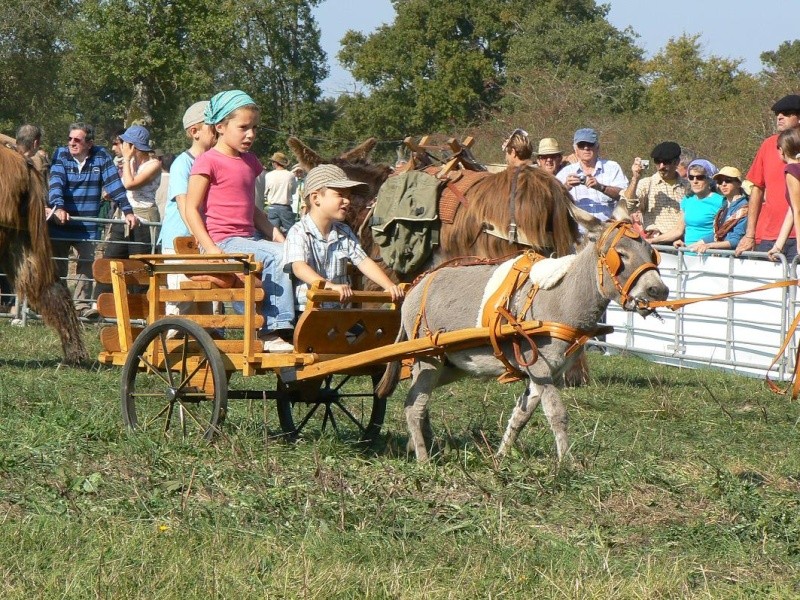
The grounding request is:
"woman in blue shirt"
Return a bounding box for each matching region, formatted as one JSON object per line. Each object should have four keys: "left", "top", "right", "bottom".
{"left": 670, "top": 163, "right": 725, "bottom": 249}
{"left": 683, "top": 166, "right": 748, "bottom": 253}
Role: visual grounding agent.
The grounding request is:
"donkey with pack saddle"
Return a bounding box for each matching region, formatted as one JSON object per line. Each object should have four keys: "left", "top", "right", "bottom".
{"left": 376, "top": 202, "right": 669, "bottom": 462}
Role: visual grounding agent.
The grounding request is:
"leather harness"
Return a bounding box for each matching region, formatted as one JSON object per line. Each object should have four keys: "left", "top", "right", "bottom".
{"left": 410, "top": 220, "right": 656, "bottom": 382}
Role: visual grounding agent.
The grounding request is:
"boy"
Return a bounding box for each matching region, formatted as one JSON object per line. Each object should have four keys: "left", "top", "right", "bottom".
{"left": 284, "top": 164, "right": 403, "bottom": 310}
{"left": 158, "top": 100, "right": 216, "bottom": 315}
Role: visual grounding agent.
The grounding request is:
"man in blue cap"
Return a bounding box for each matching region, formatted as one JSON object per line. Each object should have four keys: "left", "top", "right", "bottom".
{"left": 556, "top": 128, "right": 628, "bottom": 222}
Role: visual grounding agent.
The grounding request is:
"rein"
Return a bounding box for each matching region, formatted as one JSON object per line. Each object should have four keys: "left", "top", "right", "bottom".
{"left": 596, "top": 220, "right": 662, "bottom": 308}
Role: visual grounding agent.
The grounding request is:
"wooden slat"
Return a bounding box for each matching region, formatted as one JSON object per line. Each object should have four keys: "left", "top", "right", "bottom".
{"left": 173, "top": 236, "right": 200, "bottom": 254}
{"left": 100, "top": 325, "right": 144, "bottom": 353}
{"left": 93, "top": 258, "right": 150, "bottom": 285}
{"left": 98, "top": 292, "right": 149, "bottom": 319}
{"left": 160, "top": 288, "right": 264, "bottom": 302}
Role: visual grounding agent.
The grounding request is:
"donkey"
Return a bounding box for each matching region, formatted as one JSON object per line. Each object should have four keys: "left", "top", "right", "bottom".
{"left": 0, "top": 145, "right": 88, "bottom": 364}
{"left": 376, "top": 203, "right": 669, "bottom": 462}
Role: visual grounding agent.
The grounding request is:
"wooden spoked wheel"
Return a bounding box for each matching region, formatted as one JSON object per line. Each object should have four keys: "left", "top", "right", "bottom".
{"left": 121, "top": 318, "right": 228, "bottom": 442}
{"left": 276, "top": 373, "right": 386, "bottom": 443}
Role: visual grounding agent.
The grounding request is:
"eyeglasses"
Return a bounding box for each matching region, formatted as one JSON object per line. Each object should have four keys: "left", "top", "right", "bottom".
{"left": 68, "top": 136, "right": 86, "bottom": 143}
{"left": 687, "top": 174, "right": 707, "bottom": 181}
{"left": 538, "top": 154, "right": 561, "bottom": 160}
{"left": 576, "top": 142, "right": 596, "bottom": 150}
{"left": 716, "top": 178, "right": 738, "bottom": 185}
{"left": 654, "top": 159, "right": 676, "bottom": 166}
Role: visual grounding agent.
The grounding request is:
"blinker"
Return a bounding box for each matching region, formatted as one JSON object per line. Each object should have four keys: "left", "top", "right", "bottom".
{"left": 605, "top": 248, "right": 622, "bottom": 275}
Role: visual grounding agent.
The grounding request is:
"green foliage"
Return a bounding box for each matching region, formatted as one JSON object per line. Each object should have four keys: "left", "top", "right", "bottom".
{"left": 505, "top": 0, "right": 644, "bottom": 114}
{"left": 761, "top": 40, "right": 800, "bottom": 79}
{"left": 334, "top": 0, "right": 520, "bottom": 139}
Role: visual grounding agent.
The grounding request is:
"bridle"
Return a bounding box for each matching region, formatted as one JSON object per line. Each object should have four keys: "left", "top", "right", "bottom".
{"left": 595, "top": 220, "right": 661, "bottom": 309}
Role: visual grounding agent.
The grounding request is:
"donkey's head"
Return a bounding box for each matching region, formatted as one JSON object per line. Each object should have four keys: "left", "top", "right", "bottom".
{"left": 587, "top": 201, "right": 669, "bottom": 316}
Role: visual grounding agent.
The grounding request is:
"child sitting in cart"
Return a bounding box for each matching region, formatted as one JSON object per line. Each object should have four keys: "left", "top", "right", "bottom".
{"left": 284, "top": 164, "right": 404, "bottom": 311}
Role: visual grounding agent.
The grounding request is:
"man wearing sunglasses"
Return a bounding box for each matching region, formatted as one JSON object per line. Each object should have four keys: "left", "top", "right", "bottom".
{"left": 48, "top": 122, "right": 137, "bottom": 318}
{"left": 557, "top": 128, "right": 628, "bottom": 222}
{"left": 735, "top": 94, "right": 800, "bottom": 260}
{"left": 622, "top": 141, "right": 689, "bottom": 241}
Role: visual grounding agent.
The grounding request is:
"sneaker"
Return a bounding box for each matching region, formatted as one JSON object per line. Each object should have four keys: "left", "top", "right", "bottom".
{"left": 262, "top": 334, "right": 294, "bottom": 353}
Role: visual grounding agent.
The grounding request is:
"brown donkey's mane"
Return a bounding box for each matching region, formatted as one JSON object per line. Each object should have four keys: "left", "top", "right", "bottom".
{"left": 0, "top": 145, "right": 87, "bottom": 364}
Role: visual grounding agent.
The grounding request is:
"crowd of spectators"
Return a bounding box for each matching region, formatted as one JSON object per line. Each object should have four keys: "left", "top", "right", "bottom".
{"left": 2, "top": 92, "right": 799, "bottom": 325}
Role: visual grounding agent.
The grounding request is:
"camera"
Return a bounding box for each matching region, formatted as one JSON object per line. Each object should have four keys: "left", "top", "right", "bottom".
{"left": 577, "top": 173, "right": 587, "bottom": 185}
{"left": 640, "top": 159, "right": 650, "bottom": 170}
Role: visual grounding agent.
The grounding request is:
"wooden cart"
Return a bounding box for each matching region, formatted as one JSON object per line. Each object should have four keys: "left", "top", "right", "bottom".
{"left": 93, "top": 252, "right": 563, "bottom": 443}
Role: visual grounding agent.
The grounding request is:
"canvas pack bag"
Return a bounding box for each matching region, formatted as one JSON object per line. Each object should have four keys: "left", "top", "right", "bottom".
{"left": 370, "top": 171, "right": 442, "bottom": 275}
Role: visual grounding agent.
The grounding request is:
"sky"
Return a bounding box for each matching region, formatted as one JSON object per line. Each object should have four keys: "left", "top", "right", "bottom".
{"left": 312, "top": 0, "right": 798, "bottom": 96}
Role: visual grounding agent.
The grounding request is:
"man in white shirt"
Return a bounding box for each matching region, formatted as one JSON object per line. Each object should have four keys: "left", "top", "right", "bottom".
{"left": 263, "top": 151, "right": 297, "bottom": 233}
{"left": 556, "top": 128, "right": 628, "bottom": 221}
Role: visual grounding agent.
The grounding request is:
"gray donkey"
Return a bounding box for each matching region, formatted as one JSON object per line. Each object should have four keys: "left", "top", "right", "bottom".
{"left": 376, "top": 203, "right": 669, "bottom": 462}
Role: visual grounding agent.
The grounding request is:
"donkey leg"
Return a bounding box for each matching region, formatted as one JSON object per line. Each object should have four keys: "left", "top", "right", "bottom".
{"left": 539, "top": 384, "right": 570, "bottom": 461}
{"left": 563, "top": 348, "right": 590, "bottom": 387}
{"left": 496, "top": 380, "right": 543, "bottom": 458}
{"left": 404, "top": 359, "right": 442, "bottom": 462}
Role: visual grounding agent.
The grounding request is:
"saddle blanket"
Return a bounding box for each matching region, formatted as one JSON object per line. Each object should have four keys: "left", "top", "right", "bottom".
{"left": 476, "top": 254, "right": 577, "bottom": 326}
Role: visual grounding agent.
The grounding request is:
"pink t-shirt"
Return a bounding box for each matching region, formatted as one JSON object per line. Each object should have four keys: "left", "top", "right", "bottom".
{"left": 747, "top": 133, "right": 792, "bottom": 242}
{"left": 190, "top": 148, "right": 263, "bottom": 243}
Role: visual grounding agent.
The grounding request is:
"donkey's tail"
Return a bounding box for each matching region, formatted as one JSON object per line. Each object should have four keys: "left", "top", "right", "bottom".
{"left": 375, "top": 327, "right": 407, "bottom": 399}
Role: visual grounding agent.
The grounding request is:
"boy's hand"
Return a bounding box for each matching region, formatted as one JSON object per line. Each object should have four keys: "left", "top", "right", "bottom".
{"left": 386, "top": 284, "right": 404, "bottom": 302}
{"left": 328, "top": 282, "right": 353, "bottom": 302}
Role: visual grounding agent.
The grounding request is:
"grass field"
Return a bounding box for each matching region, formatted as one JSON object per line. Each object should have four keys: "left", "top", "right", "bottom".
{"left": 2, "top": 320, "right": 800, "bottom": 598}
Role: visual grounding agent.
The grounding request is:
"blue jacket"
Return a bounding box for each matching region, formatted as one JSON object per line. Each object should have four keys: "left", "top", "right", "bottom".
{"left": 701, "top": 195, "right": 749, "bottom": 248}
{"left": 48, "top": 145, "right": 131, "bottom": 240}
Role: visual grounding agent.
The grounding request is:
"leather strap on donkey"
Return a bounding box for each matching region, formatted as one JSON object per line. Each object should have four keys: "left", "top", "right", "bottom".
{"left": 596, "top": 220, "right": 661, "bottom": 308}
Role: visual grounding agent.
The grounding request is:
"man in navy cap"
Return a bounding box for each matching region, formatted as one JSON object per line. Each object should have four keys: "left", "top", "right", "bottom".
{"left": 735, "top": 94, "right": 800, "bottom": 260}
{"left": 557, "top": 128, "right": 628, "bottom": 221}
{"left": 623, "top": 141, "right": 690, "bottom": 241}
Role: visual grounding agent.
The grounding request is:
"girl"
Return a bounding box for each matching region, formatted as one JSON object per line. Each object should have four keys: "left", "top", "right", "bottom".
{"left": 184, "top": 90, "right": 295, "bottom": 352}
{"left": 687, "top": 167, "right": 749, "bottom": 254}
{"left": 768, "top": 128, "right": 800, "bottom": 261}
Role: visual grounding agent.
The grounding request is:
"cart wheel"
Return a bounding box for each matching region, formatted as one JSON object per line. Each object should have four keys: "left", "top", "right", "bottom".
{"left": 121, "top": 318, "right": 228, "bottom": 442}
{"left": 276, "top": 373, "right": 386, "bottom": 443}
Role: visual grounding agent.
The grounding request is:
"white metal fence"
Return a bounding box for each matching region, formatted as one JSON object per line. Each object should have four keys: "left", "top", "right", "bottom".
{"left": 3, "top": 225, "right": 799, "bottom": 381}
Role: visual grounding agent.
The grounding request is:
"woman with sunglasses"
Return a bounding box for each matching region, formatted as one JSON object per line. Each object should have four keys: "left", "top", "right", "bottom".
{"left": 767, "top": 128, "right": 800, "bottom": 261}
{"left": 655, "top": 161, "right": 723, "bottom": 249}
{"left": 685, "top": 167, "right": 748, "bottom": 254}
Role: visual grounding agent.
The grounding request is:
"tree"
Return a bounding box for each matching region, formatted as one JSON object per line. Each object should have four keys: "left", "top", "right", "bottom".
{"left": 504, "top": 0, "right": 644, "bottom": 114}
{"left": 761, "top": 40, "right": 800, "bottom": 79}
{"left": 641, "top": 34, "right": 744, "bottom": 118}
{"left": 0, "top": 0, "right": 75, "bottom": 138}
{"left": 335, "top": 0, "right": 521, "bottom": 139}
{"left": 63, "top": 0, "right": 328, "bottom": 153}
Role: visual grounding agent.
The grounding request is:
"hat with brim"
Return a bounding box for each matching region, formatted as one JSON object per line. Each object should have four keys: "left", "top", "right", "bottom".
{"left": 712, "top": 166, "right": 742, "bottom": 182}
{"left": 537, "top": 138, "right": 562, "bottom": 155}
{"left": 270, "top": 151, "right": 289, "bottom": 167}
{"left": 303, "top": 164, "right": 368, "bottom": 199}
{"left": 119, "top": 124, "right": 152, "bottom": 152}
{"left": 573, "top": 128, "right": 598, "bottom": 145}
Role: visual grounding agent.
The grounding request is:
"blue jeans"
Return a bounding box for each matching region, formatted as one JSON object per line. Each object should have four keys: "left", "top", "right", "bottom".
{"left": 217, "top": 236, "right": 295, "bottom": 332}
{"left": 267, "top": 204, "right": 296, "bottom": 234}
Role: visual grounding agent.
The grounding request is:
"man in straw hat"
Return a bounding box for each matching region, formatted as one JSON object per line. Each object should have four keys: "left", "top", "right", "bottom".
{"left": 535, "top": 137, "right": 565, "bottom": 175}
{"left": 262, "top": 150, "right": 297, "bottom": 234}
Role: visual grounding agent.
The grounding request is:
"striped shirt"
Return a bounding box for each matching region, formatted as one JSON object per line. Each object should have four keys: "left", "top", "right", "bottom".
{"left": 48, "top": 146, "right": 131, "bottom": 241}
{"left": 284, "top": 214, "right": 367, "bottom": 309}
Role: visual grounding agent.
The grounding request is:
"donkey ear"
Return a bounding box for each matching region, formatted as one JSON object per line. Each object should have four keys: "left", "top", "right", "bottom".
{"left": 611, "top": 198, "right": 632, "bottom": 222}
{"left": 340, "top": 138, "right": 377, "bottom": 162}
{"left": 287, "top": 136, "right": 322, "bottom": 170}
{"left": 568, "top": 203, "right": 602, "bottom": 233}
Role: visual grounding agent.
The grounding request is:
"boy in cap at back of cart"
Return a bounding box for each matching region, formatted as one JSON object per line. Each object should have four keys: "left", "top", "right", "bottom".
{"left": 283, "top": 164, "right": 404, "bottom": 311}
